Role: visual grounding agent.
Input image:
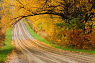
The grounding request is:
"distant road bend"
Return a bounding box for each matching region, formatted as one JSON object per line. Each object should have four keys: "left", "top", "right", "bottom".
{"left": 10, "top": 20, "right": 95, "bottom": 63}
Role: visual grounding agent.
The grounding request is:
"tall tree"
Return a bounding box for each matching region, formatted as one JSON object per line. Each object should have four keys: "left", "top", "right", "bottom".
{"left": 0, "top": 0, "right": 95, "bottom": 29}
{"left": 0, "top": 0, "right": 95, "bottom": 50}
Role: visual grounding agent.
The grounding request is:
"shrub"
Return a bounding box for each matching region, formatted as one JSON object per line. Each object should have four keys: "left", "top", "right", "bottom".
{"left": 0, "top": 31, "right": 5, "bottom": 48}
{"left": 62, "top": 28, "right": 95, "bottom": 50}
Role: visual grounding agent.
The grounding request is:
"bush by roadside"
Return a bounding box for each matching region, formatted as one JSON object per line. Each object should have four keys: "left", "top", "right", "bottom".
{"left": 0, "top": 30, "right": 5, "bottom": 48}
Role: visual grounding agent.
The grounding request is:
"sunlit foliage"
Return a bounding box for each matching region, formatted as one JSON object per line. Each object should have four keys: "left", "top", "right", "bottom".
{"left": 1, "top": 0, "right": 95, "bottom": 50}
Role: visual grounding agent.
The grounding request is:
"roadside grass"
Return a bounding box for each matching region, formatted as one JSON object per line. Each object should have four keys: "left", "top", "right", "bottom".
{"left": 24, "top": 19, "right": 95, "bottom": 54}
{"left": 0, "top": 28, "right": 14, "bottom": 62}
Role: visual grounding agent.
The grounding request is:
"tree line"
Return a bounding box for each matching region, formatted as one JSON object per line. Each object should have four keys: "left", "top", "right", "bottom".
{"left": 1, "top": 0, "right": 95, "bottom": 50}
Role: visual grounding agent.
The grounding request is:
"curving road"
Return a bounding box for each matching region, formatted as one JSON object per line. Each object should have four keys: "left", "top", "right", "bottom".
{"left": 9, "top": 20, "right": 95, "bottom": 63}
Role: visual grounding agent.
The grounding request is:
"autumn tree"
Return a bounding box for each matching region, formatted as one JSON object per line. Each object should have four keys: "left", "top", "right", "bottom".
{"left": 1, "top": 0, "right": 95, "bottom": 49}
{"left": 0, "top": 0, "right": 94, "bottom": 27}
{"left": 0, "top": 0, "right": 94, "bottom": 31}
{"left": 0, "top": 0, "right": 5, "bottom": 47}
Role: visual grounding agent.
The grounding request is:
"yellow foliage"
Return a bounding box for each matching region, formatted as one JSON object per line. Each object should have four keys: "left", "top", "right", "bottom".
{"left": 1, "top": 15, "right": 11, "bottom": 28}
{"left": 0, "top": 0, "right": 95, "bottom": 50}
{"left": 28, "top": 14, "right": 62, "bottom": 37}
{"left": 0, "top": 0, "right": 94, "bottom": 28}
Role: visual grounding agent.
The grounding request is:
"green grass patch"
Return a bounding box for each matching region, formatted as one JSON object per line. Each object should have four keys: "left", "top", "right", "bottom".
{"left": 24, "top": 19, "right": 95, "bottom": 54}
{"left": 0, "top": 28, "right": 14, "bottom": 62}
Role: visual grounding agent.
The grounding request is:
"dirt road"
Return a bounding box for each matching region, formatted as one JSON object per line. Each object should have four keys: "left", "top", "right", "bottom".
{"left": 6, "top": 20, "right": 95, "bottom": 63}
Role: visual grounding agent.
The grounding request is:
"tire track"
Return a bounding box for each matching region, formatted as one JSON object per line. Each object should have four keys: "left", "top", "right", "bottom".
{"left": 10, "top": 20, "right": 95, "bottom": 63}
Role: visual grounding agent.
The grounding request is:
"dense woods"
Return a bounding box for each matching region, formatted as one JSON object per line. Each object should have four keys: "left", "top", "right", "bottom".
{"left": 0, "top": 1, "right": 5, "bottom": 48}
{"left": 1, "top": 0, "right": 95, "bottom": 50}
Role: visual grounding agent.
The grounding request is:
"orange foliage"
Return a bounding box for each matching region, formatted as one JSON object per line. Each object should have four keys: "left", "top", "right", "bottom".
{"left": 62, "top": 28, "right": 95, "bottom": 50}
{"left": 0, "top": 30, "right": 5, "bottom": 48}
{"left": 90, "top": 29, "right": 95, "bottom": 48}
{"left": 0, "top": 0, "right": 95, "bottom": 50}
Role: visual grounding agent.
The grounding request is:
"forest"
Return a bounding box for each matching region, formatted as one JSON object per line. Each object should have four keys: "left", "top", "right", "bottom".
{"left": 0, "top": 0, "right": 95, "bottom": 50}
